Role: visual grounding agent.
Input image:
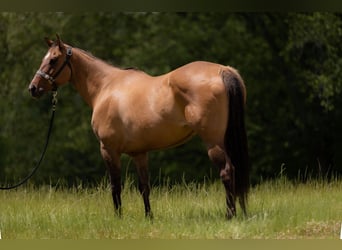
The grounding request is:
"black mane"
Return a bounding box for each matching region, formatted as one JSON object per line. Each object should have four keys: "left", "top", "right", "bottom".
{"left": 123, "top": 66, "right": 140, "bottom": 71}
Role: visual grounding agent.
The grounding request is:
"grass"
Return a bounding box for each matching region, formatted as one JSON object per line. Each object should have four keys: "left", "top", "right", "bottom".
{"left": 0, "top": 177, "right": 341, "bottom": 239}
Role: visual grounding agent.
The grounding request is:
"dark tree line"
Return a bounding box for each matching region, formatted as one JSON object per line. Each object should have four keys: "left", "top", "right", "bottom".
{"left": 0, "top": 13, "right": 341, "bottom": 187}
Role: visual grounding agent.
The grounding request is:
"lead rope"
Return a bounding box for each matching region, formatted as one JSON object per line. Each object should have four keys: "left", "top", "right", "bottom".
{"left": 0, "top": 91, "right": 58, "bottom": 190}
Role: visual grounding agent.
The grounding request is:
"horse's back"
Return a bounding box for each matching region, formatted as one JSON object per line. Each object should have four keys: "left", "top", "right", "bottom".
{"left": 170, "top": 61, "right": 226, "bottom": 77}
{"left": 168, "top": 61, "right": 228, "bottom": 94}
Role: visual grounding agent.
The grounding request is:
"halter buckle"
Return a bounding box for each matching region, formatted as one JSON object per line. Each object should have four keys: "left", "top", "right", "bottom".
{"left": 66, "top": 47, "right": 72, "bottom": 57}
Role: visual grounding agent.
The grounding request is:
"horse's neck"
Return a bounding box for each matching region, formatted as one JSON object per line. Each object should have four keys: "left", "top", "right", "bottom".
{"left": 70, "top": 48, "right": 121, "bottom": 108}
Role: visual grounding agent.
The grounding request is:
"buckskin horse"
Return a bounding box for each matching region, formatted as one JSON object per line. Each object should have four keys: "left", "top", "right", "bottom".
{"left": 28, "top": 35, "right": 249, "bottom": 219}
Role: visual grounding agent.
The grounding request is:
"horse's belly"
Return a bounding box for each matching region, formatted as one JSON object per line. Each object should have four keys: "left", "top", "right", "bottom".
{"left": 124, "top": 123, "right": 195, "bottom": 153}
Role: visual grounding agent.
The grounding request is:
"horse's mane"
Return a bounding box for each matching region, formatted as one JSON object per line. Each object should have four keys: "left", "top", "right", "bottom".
{"left": 76, "top": 48, "right": 97, "bottom": 59}
{"left": 75, "top": 47, "right": 141, "bottom": 72}
{"left": 123, "top": 67, "right": 140, "bottom": 71}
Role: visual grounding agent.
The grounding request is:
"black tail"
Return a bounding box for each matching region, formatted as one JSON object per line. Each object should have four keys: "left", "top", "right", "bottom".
{"left": 222, "top": 68, "right": 250, "bottom": 213}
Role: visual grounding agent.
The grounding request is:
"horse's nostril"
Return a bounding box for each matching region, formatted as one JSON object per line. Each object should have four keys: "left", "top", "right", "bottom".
{"left": 29, "top": 85, "right": 36, "bottom": 95}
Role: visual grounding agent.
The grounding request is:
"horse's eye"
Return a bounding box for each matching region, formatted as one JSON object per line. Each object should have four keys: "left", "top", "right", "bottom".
{"left": 50, "top": 57, "right": 58, "bottom": 65}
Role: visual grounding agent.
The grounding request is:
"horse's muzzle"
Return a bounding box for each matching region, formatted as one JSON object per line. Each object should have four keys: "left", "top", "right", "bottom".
{"left": 28, "top": 84, "right": 44, "bottom": 98}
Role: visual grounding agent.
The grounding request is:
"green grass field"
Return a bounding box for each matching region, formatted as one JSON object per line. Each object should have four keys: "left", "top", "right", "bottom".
{"left": 0, "top": 177, "right": 341, "bottom": 239}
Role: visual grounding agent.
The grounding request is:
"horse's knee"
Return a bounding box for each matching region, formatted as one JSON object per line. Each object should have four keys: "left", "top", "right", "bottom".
{"left": 208, "top": 146, "right": 226, "bottom": 167}
{"left": 220, "top": 163, "right": 234, "bottom": 180}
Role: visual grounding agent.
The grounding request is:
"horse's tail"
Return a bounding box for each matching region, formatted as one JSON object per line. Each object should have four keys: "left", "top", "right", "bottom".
{"left": 221, "top": 67, "right": 250, "bottom": 214}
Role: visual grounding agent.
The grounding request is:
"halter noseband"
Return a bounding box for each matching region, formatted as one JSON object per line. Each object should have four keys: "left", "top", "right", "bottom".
{"left": 36, "top": 47, "right": 73, "bottom": 90}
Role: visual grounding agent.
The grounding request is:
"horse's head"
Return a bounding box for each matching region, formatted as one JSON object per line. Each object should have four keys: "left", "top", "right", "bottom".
{"left": 28, "top": 34, "right": 72, "bottom": 98}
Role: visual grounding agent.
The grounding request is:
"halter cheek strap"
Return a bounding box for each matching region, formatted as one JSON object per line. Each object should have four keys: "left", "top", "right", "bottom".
{"left": 36, "top": 47, "right": 73, "bottom": 90}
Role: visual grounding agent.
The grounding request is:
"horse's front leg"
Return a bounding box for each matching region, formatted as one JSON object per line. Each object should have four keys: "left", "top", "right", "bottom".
{"left": 131, "top": 152, "right": 153, "bottom": 218}
{"left": 100, "top": 143, "right": 122, "bottom": 217}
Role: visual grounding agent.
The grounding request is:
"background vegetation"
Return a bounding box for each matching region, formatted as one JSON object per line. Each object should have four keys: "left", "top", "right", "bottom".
{"left": 1, "top": 13, "right": 342, "bottom": 186}
{"left": 0, "top": 178, "right": 341, "bottom": 239}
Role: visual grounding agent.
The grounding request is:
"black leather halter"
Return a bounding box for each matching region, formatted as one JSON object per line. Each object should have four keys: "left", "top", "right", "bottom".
{"left": 36, "top": 47, "right": 72, "bottom": 90}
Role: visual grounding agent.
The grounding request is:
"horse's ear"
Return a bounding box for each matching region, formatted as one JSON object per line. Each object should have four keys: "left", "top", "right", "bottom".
{"left": 44, "top": 37, "right": 54, "bottom": 47}
{"left": 55, "top": 34, "right": 64, "bottom": 49}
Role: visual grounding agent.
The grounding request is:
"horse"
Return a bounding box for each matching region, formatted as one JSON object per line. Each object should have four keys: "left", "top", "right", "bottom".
{"left": 28, "top": 35, "right": 249, "bottom": 219}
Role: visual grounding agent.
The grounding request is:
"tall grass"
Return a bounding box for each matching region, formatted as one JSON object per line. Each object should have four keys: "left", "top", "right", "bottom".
{"left": 0, "top": 177, "right": 341, "bottom": 239}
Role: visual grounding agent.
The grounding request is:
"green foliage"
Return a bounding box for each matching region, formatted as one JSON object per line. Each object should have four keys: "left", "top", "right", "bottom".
{"left": 285, "top": 13, "right": 342, "bottom": 111}
{"left": 241, "top": 13, "right": 342, "bottom": 181}
{"left": 0, "top": 13, "right": 341, "bottom": 187}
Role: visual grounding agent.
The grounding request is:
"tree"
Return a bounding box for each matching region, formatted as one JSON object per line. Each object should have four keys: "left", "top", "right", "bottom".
{"left": 242, "top": 13, "right": 342, "bottom": 180}
{"left": 1, "top": 13, "right": 341, "bottom": 188}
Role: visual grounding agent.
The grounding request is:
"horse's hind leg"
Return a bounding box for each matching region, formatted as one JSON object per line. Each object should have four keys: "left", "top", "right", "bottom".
{"left": 131, "top": 152, "right": 153, "bottom": 218}
{"left": 208, "top": 145, "right": 236, "bottom": 219}
{"left": 100, "top": 143, "right": 122, "bottom": 217}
